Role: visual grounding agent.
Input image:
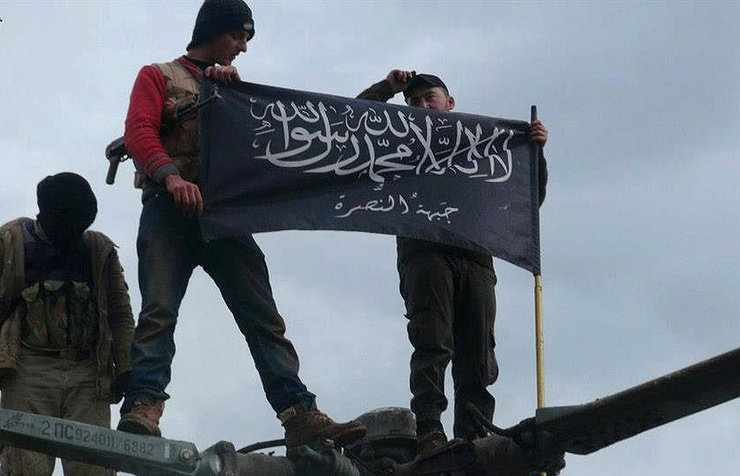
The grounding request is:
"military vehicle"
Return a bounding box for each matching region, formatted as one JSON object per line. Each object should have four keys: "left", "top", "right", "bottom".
{"left": 1, "top": 346, "right": 737, "bottom": 475}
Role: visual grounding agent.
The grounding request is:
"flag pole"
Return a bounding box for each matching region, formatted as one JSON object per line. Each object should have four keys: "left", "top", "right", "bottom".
{"left": 534, "top": 274, "right": 545, "bottom": 408}
{"left": 531, "top": 104, "right": 546, "bottom": 409}
{"left": 532, "top": 104, "right": 547, "bottom": 475}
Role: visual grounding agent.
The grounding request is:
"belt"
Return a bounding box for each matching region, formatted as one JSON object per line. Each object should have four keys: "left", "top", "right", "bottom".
{"left": 25, "top": 347, "right": 95, "bottom": 361}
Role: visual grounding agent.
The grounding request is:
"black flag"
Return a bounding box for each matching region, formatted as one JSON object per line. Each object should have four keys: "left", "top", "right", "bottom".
{"left": 199, "top": 81, "right": 541, "bottom": 274}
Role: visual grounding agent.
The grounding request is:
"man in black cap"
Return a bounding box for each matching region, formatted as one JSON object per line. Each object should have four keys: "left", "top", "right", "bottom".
{"left": 357, "top": 70, "right": 549, "bottom": 458}
{"left": 0, "top": 172, "right": 134, "bottom": 475}
{"left": 118, "top": 0, "right": 366, "bottom": 454}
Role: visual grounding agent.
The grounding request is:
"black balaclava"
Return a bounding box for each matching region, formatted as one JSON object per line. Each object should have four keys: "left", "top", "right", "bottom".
{"left": 36, "top": 173, "right": 98, "bottom": 251}
{"left": 187, "top": 0, "right": 255, "bottom": 51}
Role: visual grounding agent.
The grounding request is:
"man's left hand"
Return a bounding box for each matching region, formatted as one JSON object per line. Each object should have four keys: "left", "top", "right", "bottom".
{"left": 205, "top": 65, "right": 241, "bottom": 85}
{"left": 529, "top": 120, "right": 548, "bottom": 147}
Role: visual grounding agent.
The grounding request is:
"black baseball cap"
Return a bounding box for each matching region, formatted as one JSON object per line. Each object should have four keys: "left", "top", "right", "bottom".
{"left": 403, "top": 73, "right": 449, "bottom": 101}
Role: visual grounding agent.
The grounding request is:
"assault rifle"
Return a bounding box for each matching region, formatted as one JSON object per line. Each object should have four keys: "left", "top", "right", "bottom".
{"left": 105, "top": 83, "right": 221, "bottom": 185}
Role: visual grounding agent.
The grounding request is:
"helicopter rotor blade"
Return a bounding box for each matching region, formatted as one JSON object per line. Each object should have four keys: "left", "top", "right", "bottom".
{"left": 534, "top": 346, "right": 740, "bottom": 455}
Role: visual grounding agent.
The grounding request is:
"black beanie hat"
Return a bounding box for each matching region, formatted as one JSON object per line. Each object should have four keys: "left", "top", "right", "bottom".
{"left": 187, "top": 0, "right": 255, "bottom": 51}
{"left": 36, "top": 173, "right": 98, "bottom": 248}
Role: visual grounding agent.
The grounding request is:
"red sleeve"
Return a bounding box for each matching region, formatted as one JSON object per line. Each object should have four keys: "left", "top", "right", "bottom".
{"left": 123, "top": 65, "right": 178, "bottom": 182}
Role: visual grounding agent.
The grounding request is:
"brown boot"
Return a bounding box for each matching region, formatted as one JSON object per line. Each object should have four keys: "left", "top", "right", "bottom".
{"left": 415, "top": 430, "right": 449, "bottom": 460}
{"left": 280, "top": 403, "right": 367, "bottom": 457}
{"left": 118, "top": 395, "right": 164, "bottom": 437}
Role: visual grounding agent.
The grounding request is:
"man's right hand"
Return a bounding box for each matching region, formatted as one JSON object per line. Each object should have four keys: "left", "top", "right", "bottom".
{"left": 164, "top": 174, "right": 203, "bottom": 215}
{"left": 386, "top": 69, "right": 414, "bottom": 94}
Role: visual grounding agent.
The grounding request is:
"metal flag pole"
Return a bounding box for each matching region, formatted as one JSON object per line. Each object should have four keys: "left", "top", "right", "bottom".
{"left": 532, "top": 105, "right": 547, "bottom": 476}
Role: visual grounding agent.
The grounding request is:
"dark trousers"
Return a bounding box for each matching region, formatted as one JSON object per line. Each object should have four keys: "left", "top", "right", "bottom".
{"left": 121, "top": 193, "right": 315, "bottom": 415}
{"left": 398, "top": 251, "right": 499, "bottom": 439}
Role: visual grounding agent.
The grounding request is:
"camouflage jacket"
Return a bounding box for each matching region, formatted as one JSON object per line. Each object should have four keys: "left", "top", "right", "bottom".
{"left": 0, "top": 218, "right": 134, "bottom": 402}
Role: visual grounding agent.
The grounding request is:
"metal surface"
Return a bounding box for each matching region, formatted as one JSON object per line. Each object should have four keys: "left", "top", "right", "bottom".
{"left": 0, "top": 406, "right": 530, "bottom": 476}
{"left": 349, "top": 407, "right": 416, "bottom": 444}
{"left": 1, "top": 347, "right": 738, "bottom": 474}
{"left": 0, "top": 409, "right": 235, "bottom": 476}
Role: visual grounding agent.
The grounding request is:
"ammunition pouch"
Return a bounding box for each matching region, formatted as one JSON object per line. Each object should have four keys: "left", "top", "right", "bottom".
{"left": 20, "top": 280, "right": 98, "bottom": 352}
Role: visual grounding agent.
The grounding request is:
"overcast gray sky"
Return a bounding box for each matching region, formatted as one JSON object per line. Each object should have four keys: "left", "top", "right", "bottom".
{"left": 1, "top": 1, "right": 739, "bottom": 475}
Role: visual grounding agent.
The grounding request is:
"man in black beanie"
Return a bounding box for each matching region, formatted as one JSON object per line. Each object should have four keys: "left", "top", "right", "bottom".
{"left": 119, "top": 0, "right": 366, "bottom": 455}
{"left": 0, "top": 172, "right": 134, "bottom": 475}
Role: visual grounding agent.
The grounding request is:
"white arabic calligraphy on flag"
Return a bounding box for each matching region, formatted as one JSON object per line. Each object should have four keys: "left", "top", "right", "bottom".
{"left": 199, "top": 81, "right": 541, "bottom": 274}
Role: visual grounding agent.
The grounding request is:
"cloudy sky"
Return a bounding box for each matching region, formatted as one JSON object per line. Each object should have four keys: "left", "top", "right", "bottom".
{"left": 1, "top": 1, "right": 739, "bottom": 475}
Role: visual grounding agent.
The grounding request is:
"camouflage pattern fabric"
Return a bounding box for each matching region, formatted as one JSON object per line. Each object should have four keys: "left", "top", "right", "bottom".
{"left": 20, "top": 280, "right": 98, "bottom": 352}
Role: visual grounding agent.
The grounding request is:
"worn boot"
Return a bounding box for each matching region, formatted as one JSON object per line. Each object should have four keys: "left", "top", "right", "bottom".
{"left": 118, "top": 395, "right": 165, "bottom": 437}
{"left": 415, "top": 430, "right": 449, "bottom": 460}
{"left": 280, "top": 403, "right": 367, "bottom": 457}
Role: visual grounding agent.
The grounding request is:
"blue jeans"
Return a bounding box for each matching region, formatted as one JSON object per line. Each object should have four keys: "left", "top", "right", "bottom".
{"left": 121, "top": 193, "right": 315, "bottom": 415}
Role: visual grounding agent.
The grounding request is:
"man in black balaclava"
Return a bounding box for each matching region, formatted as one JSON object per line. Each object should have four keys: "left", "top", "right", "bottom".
{"left": 0, "top": 172, "right": 134, "bottom": 476}
{"left": 36, "top": 172, "right": 98, "bottom": 252}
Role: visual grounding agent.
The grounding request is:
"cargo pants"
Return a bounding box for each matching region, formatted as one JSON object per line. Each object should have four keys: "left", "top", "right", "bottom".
{"left": 1, "top": 349, "right": 113, "bottom": 476}
{"left": 398, "top": 250, "right": 499, "bottom": 440}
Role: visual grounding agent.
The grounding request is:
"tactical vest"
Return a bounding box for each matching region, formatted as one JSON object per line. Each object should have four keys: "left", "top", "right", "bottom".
{"left": 20, "top": 224, "right": 98, "bottom": 353}
{"left": 20, "top": 280, "right": 98, "bottom": 352}
{"left": 137, "top": 61, "right": 201, "bottom": 188}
